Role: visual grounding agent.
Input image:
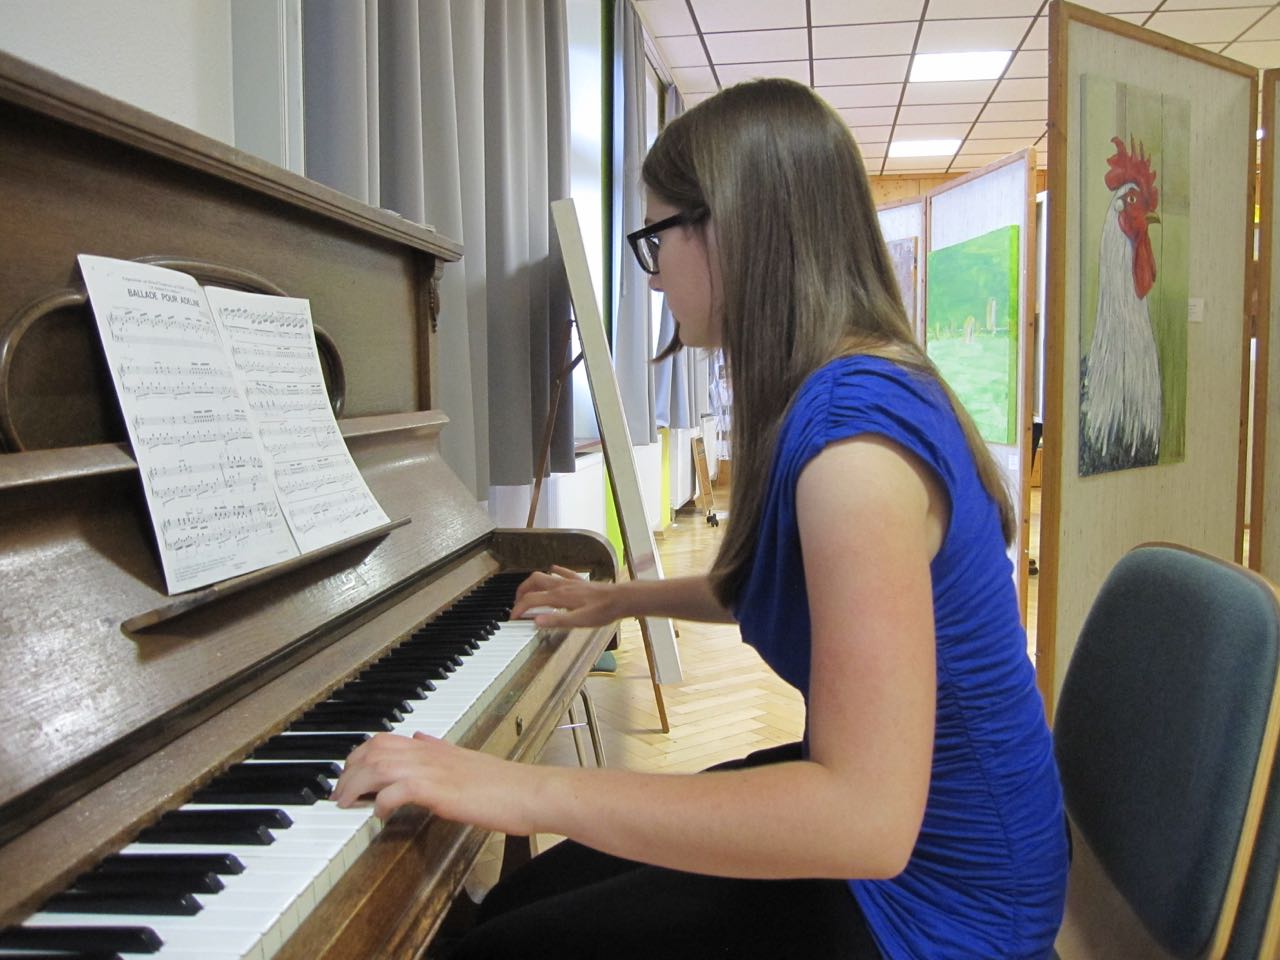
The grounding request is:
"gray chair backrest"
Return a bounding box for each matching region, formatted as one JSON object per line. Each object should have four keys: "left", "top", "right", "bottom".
{"left": 1054, "top": 544, "right": 1280, "bottom": 959}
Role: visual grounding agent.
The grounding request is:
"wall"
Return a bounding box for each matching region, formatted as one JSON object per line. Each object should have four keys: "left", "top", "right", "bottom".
{"left": 871, "top": 169, "right": 1049, "bottom": 207}
{"left": 0, "top": 0, "right": 235, "bottom": 144}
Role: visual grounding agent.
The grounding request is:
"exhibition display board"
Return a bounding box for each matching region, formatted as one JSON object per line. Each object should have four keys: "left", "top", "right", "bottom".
{"left": 925, "top": 150, "right": 1038, "bottom": 616}
{"left": 1252, "top": 71, "right": 1280, "bottom": 583}
{"left": 1041, "top": 1, "right": 1256, "bottom": 712}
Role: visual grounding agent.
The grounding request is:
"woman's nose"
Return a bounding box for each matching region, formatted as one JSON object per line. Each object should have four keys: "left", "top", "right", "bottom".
{"left": 648, "top": 270, "right": 663, "bottom": 293}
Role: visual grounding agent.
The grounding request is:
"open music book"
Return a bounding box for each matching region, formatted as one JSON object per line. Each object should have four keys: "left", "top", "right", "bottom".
{"left": 79, "top": 254, "right": 390, "bottom": 595}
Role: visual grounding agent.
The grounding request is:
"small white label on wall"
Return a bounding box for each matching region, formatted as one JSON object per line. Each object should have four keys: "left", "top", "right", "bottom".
{"left": 1188, "top": 298, "right": 1205, "bottom": 323}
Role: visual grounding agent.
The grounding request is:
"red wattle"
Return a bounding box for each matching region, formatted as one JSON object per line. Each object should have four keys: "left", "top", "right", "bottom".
{"left": 1133, "top": 231, "right": 1156, "bottom": 299}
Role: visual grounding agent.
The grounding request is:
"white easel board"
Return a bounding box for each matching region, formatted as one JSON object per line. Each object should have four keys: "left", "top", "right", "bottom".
{"left": 551, "top": 198, "right": 683, "bottom": 683}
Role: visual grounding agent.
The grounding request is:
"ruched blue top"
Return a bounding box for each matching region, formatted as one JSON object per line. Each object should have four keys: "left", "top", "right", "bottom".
{"left": 732, "top": 355, "right": 1068, "bottom": 959}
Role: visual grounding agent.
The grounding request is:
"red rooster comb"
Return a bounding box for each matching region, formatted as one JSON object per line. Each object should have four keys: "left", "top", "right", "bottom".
{"left": 1104, "top": 135, "right": 1159, "bottom": 210}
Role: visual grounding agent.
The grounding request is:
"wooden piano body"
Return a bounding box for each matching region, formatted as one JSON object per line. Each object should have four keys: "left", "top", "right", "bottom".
{"left": 0, "top": 51, "right": 616, "bottom": 958}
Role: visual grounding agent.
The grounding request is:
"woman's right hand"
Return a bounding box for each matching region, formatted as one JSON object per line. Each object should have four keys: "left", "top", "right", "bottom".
{"left": 511, "top": 565, "right": 626, "bottom": 629}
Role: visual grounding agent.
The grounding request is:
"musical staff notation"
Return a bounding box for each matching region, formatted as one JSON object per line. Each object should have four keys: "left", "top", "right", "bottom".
{"left": 80, "top": 257, "right": 391, "bottom": 595}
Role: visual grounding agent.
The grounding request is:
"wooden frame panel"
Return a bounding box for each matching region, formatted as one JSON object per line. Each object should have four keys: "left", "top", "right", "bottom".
{"left": 1252, "top": 72, "right": 1279, "bottom": 580}
{"left": 1039, "top": 1, "right": 1257, "bottom": 713}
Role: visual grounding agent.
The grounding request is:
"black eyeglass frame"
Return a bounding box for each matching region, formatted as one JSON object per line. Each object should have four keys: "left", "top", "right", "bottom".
{"left": 626, "top": 208, "right": 708, "bottom": 275}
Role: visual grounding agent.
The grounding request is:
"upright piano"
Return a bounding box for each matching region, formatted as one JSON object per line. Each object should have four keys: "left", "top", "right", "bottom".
{"left": 0, "top": 52, "right": 617, "bottom": 959}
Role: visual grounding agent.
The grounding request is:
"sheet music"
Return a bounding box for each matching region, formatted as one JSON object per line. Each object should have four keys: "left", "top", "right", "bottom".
{"left": 202, "top": 286, "right": 389, "bottom": 552}
{"left": 78, "top": 255, "right": 299, "bottom": 593}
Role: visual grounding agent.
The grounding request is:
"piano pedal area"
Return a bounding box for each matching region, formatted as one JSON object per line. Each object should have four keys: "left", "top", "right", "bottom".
{"left": 0, "top": 569, "right": 588, "bottom": 960}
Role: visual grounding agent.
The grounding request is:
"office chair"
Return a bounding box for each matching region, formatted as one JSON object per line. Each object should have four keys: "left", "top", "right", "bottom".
{"left": 1053, "top": 544, "right": 1280, "bottom": 960}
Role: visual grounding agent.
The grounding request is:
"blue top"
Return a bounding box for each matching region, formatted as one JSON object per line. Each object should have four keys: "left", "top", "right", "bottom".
{"left": 733, "top": 355, "right": 1068, "bottom": 960}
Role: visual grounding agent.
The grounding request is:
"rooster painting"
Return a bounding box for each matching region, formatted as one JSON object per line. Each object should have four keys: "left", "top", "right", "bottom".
{"left": 1079, "top": 135, "right": 1164, "bottom": 476}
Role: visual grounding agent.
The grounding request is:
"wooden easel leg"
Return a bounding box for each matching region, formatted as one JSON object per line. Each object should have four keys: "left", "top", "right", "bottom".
{"left": 637, "top": 616, "right": 670, "bottom": 733}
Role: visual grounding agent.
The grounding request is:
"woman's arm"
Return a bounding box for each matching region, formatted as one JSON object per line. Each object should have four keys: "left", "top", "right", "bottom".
{"left": 334, "top": 435, "right": 944, "bottom": 880}
{"left": 512, "top": 567, "right": 736, "bottom": 626}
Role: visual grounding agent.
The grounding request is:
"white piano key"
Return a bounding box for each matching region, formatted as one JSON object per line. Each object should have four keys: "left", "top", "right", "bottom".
{"left": 16, "top": 614, "right": 541, "bottom": 960}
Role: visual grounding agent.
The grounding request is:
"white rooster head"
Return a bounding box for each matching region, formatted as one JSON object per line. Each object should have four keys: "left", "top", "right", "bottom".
{"left": 1104, "top": 135, "right": 1161, "bottom": 299}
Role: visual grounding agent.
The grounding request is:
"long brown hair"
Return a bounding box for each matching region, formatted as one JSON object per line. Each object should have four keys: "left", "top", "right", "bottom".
{"left": 642, "top": 78, "right": 1015, "bottom": 607}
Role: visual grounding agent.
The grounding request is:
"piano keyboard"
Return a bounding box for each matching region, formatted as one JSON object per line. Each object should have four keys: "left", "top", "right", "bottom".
{"left": 0, "top": 571, "right": 539, "bottom": 960}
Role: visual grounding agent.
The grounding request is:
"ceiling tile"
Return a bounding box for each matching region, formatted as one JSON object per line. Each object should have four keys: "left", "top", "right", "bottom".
{"left": 1005, "top": 50, "right": 1047, "bottom": 78}
{"left": 810, "top": 0, "right": 925, "bottom": 26}
{"left": 850, "top": 123, "right": 896, "bottom": 142}
{"left": 839, "top": 105, "right": 899, "bottom": 126}
{"left": 1197, "top": 42, "right": 1229, "bottom": 53}
{"left": 654, "top": 35, "right": 708, "bottom": 68}
{"left": 1079, "top": 1, "right": 1158, "bottom": 11}
{"left": 1241, "top": 8, "right": 1280, "bottom": 41}
{"left": 957, "top": 139, "right": 1022, "bottom": 156}
{"left": 925, "top": 0, "right": 1043, "bottom": 17}
{"left": 715, "top": 60, "right": 812, "bottom": 85}
{"left": 671, "top": 65, "right": 718, "bottom": 93}
{"left": 1024, "top": 15, "right": 1048, "bottom": 49}
{"left": 689, "top": 0, "right": 807, "bottom": 32}
{"left": 959, "top": 135, "right": 1039, "bottom": 153}
{"left": 990, "top": 77, "right": 1046, "bottom": 101}
{"left": 893, "top": 121, "right": 973, "bottom": 138}
{"left": 1110, "top": 13, "right": 1149, "bottom": 26}
{"left": 812, "top": 22, "right": 920, "bottom": 58}
{"left": 1223, "top": 39, "right": 1280, "bottom": 68}
{"left": 970, "top": 119, "right": 1047, "bottom": 139}
{"left": 980, "top": 99, "right": 1047, "bottom": 122}
{"left": 897, "top": 102, "right": 982, "bottom": 125}
{"left": 817, "top": 83, "right": 904, "bottom": 109}
{"left": 902, "top": 79, "right": 997, "bottom": 104}
{"left": 814, "top": 55, "right": 911, "bottom": 85}
{"left": 632, "top": 0, "right": 697, "bottom": 37}
{"left": 1162, "top": 0, "right": 1271, "bottom": 8}
{"left": 704, "top": 28, "right": 809, "bottom": 62}
{"left": 1145, "top": 8, "right": 1266, "bottom": 43}
{"left": 915, "top": 17, "right": 1032, "bottom": 54}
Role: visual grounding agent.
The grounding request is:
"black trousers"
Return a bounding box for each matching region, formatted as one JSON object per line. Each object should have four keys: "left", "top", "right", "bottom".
{"left": 442, "top": 743, "right": 883, "bottom": 960}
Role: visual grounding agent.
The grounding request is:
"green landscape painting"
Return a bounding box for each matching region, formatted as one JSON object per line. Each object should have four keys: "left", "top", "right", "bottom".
{"left": 925, "top": 224, "right": 1020, "bottom": 445}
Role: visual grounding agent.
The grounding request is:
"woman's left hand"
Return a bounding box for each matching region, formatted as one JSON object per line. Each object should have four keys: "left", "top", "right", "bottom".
{"left": 331, "top": 732, "right": 542, "bottom": 835}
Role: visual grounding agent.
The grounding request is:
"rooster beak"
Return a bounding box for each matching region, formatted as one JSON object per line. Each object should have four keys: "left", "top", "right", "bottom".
{"left": 1146, "top": 211, "right": 1161, "bottom": 225}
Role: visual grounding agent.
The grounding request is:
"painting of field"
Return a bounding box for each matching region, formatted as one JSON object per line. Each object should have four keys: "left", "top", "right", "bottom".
{"left": 925, "top": 225, "right": 1020, "bottom": 445}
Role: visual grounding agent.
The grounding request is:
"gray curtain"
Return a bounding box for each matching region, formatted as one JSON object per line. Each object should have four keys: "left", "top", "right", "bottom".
{"left": 301, "top": 0, "right": 573, "bottom": 496}
{"left": 651, "top": 82, "right": 709, "bottom": 432}
{"left": 611, "top": 0, "right": 655, "bottom": 445}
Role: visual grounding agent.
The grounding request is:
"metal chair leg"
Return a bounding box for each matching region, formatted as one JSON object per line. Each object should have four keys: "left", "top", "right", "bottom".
{"left": 566, "top": 700, "right": 589, "bottom": 766}
{"left": 578, "top": 685, "right": 606, "bottom": 767}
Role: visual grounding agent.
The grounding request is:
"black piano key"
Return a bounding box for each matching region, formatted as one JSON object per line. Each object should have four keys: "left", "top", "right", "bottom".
{"left": 359, "top": 663, "right": 451, "bottom": 681}
{"left": 226, "top": 760, "right": 343, "bottom": 779}
{"left": 74, "top": 870, "right": 224, "bottom": 894}
{"left": 136, "top": 808, "right": 290, "bottom": 845}
{"left": 0, "top": 926, "right": 162, "bottom": 953}
{"left": 190, "top": 784, "right": 320, "bottom": 805}
{"left": 377, "top": 651, "right": 466, "bottom": 668}
{"left": 296, "top": 703, "right": 402, "bottom": 728}
{"left": 96, "top": 852, "right": 244, "bottom": 875}
{"left": 42, "top": 890, "right": 202, "bottom": 916}
{"left": 253, "top": 733, "right": 369, "bottom": 759}
{"left": 0, "top": 953, "right": 123, "bottom": 960}
{"left": 331, "top": 679, "right": 433, "bottom": 699}
{"left": 288, "top": 714, "right": 394, "bottom": 733}
{"left": 321, "top": 692, "right": 415, "bottom": 714}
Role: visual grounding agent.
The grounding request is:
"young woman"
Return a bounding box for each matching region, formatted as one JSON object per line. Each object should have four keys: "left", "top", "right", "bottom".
{"left": 333, "top": 78, "right": 1069, "bottom": 959}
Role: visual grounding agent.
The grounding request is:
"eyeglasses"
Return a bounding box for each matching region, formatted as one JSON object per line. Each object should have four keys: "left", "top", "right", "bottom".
{"left": 626, "top": 209, "right": 707, "bottom": 275}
